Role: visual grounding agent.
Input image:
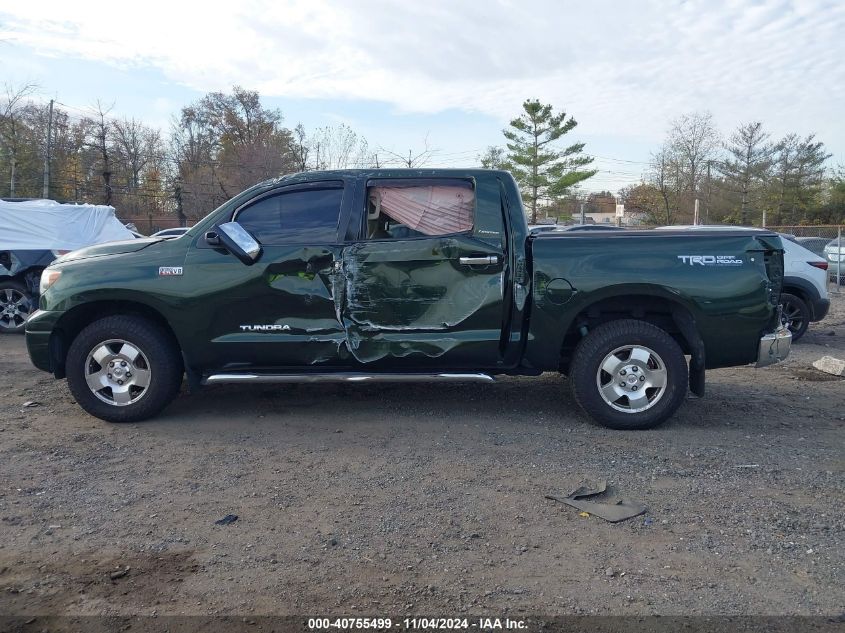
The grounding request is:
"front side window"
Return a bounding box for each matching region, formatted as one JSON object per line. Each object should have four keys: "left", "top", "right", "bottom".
{"left": 236, "top": 185, "right": 343, "bottom": 244}
{"left": 366, "top": 182, "right": 474, "bottom": 240}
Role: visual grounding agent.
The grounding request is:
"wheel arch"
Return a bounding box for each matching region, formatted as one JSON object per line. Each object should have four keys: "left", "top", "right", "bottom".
{"left": 781, "top": 276, "right": 820, "bottom": 320}
{"left": 557, "top": 290, "right": 705, "bottom": 396}
{"left": 48, "top": 300, "right": 182, "bottom": 379}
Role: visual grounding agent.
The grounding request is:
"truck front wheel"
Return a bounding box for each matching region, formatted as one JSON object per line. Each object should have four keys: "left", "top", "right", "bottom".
{"left": 66, "top": 315, "right": 183, "bottom": 423}
{"left": 569, "top": 319, "right": 688, "bottom": 430}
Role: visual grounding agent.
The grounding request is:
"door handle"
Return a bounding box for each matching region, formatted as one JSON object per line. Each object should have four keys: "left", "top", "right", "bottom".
{"left": 459, "top": 255, "right": 500, "bottom": 266}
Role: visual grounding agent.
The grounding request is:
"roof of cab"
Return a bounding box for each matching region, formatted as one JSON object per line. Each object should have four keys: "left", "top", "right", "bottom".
{"left": 259, "top": 168, "right": 511, "bottom": 187}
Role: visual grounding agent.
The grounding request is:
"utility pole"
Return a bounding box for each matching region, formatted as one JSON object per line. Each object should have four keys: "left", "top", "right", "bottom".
{"left": 704, "top": 160, "right": 712, "bottom": 224}
{"left": 693, "top": 199, "right": 700, "bottom": 225}
{"left": 579, "top": 201, "right": 586, "bottom": 225}
{"left": 42, "top": 99, "right": 54, "bottom": 199}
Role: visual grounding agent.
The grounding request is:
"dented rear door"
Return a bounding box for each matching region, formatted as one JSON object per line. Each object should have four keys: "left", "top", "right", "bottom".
{"left": 336, "top": 176, "right": 506, "bottom": 369}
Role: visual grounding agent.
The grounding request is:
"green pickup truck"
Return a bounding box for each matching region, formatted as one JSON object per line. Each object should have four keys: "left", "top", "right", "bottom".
{"left": 25, "top": 169, "right": 791, "bottom": 429}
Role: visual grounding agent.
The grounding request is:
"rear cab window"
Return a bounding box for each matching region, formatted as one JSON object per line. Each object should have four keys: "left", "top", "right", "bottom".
{"left": 364, "top": 179, "right": 474, "bottom": 240}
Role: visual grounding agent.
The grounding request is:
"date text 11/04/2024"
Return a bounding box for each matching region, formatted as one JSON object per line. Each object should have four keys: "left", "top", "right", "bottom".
{"left": 307, "top": 617, "right": 527, "bottom": 630}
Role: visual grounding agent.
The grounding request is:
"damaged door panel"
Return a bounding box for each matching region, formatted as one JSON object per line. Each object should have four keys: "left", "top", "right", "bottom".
{"left": 181, "top": 179, "right": 354, "bottom": 369}
{"left": 334, "top": 175, "right": 507, "bottom": 368}
{"left": 337, "top": 236, "right": 505, "bottom": 367}
{"left": 185, "top": 244, "right": 350, "bottom": 368}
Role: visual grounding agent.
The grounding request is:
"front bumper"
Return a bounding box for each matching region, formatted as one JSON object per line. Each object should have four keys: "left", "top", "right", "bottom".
{"left": 25, "top": 309, "right": 62, "bottom": 373}
{"left": 756, "top": 325, "right": 792, "bottom": 368}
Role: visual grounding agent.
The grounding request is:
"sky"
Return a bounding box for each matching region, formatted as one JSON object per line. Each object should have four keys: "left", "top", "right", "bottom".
{"left": 1, "top": 0, "right": 843, "bottom": 194}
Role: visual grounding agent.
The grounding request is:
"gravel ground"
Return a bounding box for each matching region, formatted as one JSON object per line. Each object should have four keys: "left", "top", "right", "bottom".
{"left": 0, "top": 294, "right": 843, "bottom": 618}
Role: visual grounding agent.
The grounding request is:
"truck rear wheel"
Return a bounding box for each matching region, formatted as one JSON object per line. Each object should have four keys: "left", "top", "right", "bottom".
{"left": 569, "top": 319, "right": 688, "bottom": 430}
{"left": 66, "top": 315, "right": 183, "bottom": 423}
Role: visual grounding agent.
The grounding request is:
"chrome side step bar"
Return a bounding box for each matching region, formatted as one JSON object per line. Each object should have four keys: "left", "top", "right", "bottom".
{"left": 203, "top": 372, "right": 495, "bottom": 385}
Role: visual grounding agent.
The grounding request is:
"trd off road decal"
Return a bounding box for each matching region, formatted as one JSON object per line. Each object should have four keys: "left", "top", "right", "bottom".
{"left": 677, "top": 255, "right": 743, "bottom": 266}
{"left": 158, "top": 266, "right": 183, "bottom": 276}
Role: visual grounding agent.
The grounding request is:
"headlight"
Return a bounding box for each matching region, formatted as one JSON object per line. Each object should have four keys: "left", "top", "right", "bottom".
{"left": 39, "top": 269, "right": 62, "bottom": 295}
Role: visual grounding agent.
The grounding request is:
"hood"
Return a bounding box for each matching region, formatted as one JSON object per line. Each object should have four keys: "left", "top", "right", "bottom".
{"left": 52, "top": 238, "right": 163, "bottom": 264}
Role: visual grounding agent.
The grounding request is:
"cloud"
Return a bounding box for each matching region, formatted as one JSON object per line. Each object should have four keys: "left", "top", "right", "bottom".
{"left": 1, "top": 0, "right": 843, "bottom": 148}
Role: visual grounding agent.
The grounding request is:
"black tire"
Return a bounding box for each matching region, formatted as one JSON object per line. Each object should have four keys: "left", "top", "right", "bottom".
{"left": 0, "top": 280, "right": 34, "bottom": 334}
{"left": 66, "top": 315, "right": 183, "bottom": 423}
{"left": 569, "top": 319, "right": 688, "bottom": 430}
{"left": 780, "top": 292, "right": 810, "bottom": 341}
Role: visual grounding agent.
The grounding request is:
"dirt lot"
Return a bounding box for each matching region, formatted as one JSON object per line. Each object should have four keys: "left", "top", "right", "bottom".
{"left": 1, "top": 295, "right": 843, "bottom": 618}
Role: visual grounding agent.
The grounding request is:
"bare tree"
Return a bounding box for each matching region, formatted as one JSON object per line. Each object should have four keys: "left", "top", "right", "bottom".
{"left": 112, "top": 117, "right": 151, "bottom": 212}
{"left": 649, "top": 144, "right": 679, "bottom": 224}
{"left": 289, "top": 123, "right": 310, "bottom": 172}
{"left": 0, "top": 83, "right": 39, "bottom": 197}
{"left": 85, "top": 101, "right": 115, "bottom": 205}
{"left": 379, "top": 135, "right": 435, "bottom": 168}
{"left": 668, "top": 112, "right": 720, "bottom": 213}
{"left": 310, "top": 124, "right": 373, "bottom": 170}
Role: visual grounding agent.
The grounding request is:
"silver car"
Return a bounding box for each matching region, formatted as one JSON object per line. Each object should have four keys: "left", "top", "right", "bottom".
{"left": 825, "top": 238, "right": 844, "bottom": 284}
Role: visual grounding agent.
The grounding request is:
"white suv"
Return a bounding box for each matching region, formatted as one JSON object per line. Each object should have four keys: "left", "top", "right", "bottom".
{"left": 655, "top": 226, "right": 830, "bottom": 341}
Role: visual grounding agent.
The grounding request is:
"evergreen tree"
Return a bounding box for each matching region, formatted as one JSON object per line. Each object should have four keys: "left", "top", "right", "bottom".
{"left": 718, "top": 121, "right": 774, "bottom": 225}
{"left": 503, "top": 99, "right": 595, "bottom": 223}
{"left": 478, "top": 145, "right": 510, "bottom": 171}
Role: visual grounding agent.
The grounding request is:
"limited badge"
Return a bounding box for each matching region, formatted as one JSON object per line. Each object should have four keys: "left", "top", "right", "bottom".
{"left": 158, "top": 266, "right": 183, "bottom": 276}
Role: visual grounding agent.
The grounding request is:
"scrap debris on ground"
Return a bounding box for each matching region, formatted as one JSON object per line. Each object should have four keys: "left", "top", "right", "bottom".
{"left": 546, "top": 480, "right": 647, "bottom": 523}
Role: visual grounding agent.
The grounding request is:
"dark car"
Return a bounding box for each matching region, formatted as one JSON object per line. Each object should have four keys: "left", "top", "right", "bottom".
{"left": 825, "top": 238, "right": 844, "bottom": 284}
{"left": 1, "top": 198, "right": 136, "bottom": 333}
{"left": 0, "top": 249, "right": 56, "bottom": 333}
{"left": 793, "top": 236, "right": 829, "bottom": 258}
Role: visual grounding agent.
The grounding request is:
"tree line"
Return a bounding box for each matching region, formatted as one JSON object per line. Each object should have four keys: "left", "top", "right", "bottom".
{"left": 1, "top": 87, "right": 599, "bottom": 230}
{"left": 620, "top": 112, "right": 843, "bottom": 226}
{"left": 0, "top": 84, "right": 378, "bottom": 230}
{"left": 3, "top": 83, "right": 841, "bottom": 229}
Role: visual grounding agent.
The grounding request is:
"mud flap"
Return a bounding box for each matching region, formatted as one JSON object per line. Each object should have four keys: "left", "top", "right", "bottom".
{"left": 689, "top": 359, "right": 705, "bottom": 397}
{"left": 671, "top": 307, "right": 705, "bottom": 397}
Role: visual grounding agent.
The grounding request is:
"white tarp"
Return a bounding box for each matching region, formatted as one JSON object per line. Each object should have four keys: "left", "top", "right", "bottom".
{"left": 0, "top": 199, "right": 134, "bottom": 250}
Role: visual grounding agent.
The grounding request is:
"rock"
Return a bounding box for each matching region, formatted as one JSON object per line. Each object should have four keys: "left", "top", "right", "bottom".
{"left": 22, "top": 401, "right": 40, "bottom": 408}
{"left": 812, "top": 356, "right": 845, "bottom": 376}
{"left": 605, "top": 567, "right": 615, "bottom": 577}
{"left": 110, "top": 567, "right": 130, "bottom": 580}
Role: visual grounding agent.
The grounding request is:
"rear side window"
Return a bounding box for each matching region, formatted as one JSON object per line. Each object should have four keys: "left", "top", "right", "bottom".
{"left": 236, "top": 185, "right": 343, "bottom": 244}
{"left": 366, "top": 181, "right": 474, "bottom": 240}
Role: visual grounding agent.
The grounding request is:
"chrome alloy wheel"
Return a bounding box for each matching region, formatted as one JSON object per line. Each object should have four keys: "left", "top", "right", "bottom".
{"left": 0, "top": 288, "right": 31, "bottom": 330}
{"left": 596, "top": 344, "right": 667, "bottom": 413}
{"left": 84, "top": 339, "right": 152, "bottom": 406}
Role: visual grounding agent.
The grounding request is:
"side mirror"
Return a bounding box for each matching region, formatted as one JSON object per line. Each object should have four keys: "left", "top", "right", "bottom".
{"left": 214, "top": 222, "right": 262, "bottom": 265}
{"left": 205, "top": 230, "right": 220, "bottom": 246}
